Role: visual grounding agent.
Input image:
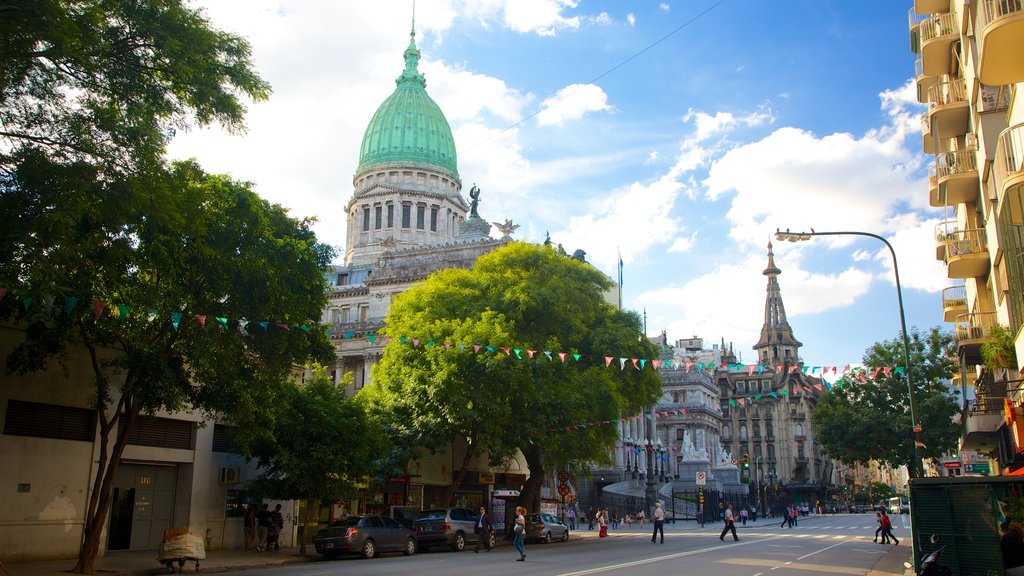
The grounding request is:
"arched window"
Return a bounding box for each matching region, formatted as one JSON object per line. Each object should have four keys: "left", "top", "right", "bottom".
{"left": 739, "top": 424, "right": 748, "bottom": 440}
{"left": 795, "top": 423, "right": 804, "bottom": 436}
{"left": 722, "top": 424, "right": 731, "bottom": 439}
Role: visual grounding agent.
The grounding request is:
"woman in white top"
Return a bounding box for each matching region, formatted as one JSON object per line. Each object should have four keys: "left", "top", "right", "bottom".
{"left": 513, "top": 506, "right": 527, "bottom": 561}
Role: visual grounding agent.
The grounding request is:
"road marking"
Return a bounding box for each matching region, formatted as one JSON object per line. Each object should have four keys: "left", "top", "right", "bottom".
{"left": 719, "top": 558, "right": 866, "bottom": 574}
{"left": 797, "top": 538, "right": 852, "bottom": 560}
{"left": 554, "top": 538, "right": 770, "bottom": 576}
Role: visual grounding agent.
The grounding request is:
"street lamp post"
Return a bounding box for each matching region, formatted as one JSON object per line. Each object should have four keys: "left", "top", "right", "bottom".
{"left": 774, "top": 228, "right": 922, "bottom": 478}
{"left": 645, "top": 412, "right": 658, "bottom": 514}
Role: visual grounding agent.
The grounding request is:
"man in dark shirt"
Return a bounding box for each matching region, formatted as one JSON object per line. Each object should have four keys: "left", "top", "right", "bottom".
{"left": 256, "top": 504, "right": 271, "bottom": 552}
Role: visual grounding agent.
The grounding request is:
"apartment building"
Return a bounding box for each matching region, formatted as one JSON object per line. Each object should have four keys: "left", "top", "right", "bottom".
{"left": 909, "top": 0, "right": 1024, "bottom": 472}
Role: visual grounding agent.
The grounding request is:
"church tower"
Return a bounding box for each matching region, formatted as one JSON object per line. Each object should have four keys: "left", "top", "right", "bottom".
{"left": 343, "top": 21, "right": 470, "bottom": 265}
{"left": 753, "top": 241, "right": 802, "bottom": 368}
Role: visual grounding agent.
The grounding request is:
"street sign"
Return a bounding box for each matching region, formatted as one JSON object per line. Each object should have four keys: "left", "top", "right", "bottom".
{"left": 558, "top": 470, "right": 569, "bottom": 483}
{"left": 557, "top": 484, "right": 571, "bottom": 496}
{"left": 942, "top": 461, "right": 961, "bottom": 469}
{"left": 696, "top": 471, "right": 706, "bottom": 486}
{"left": 913, "top": 424, "right": 923, "bottom": 433}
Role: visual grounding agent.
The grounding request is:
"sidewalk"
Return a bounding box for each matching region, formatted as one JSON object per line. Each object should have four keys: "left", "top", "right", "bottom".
{"left": 4, "top": 548, "right": 315, "bottom": 576}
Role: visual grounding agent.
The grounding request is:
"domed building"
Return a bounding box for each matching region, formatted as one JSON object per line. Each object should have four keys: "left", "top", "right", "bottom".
{"left": 322, "top": 23, "right": 518, "bottom": 514}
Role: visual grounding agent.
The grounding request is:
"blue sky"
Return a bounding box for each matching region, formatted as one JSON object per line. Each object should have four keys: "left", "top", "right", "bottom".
{"left": 168, "top": 0, "right": 946, "bottom": 369}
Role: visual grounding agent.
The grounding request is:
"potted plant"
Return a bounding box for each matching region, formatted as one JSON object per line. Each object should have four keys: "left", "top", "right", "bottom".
{"left": 981, "top": 324, "right": 1018, "bottom": 371}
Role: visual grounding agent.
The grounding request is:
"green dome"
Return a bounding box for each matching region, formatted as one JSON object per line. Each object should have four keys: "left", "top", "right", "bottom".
{"left": 357, "top": 30, "right": 459, "bottom": 180}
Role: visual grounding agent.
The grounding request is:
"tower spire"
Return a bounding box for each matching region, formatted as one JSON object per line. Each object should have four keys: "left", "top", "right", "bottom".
{"left": 753, "top": 240, "right": 802, "bottom": 367}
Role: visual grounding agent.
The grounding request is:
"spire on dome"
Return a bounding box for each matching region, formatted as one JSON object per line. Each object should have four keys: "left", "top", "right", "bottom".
{"left": 398, "top": 6, "right": 425, "bottom": 87}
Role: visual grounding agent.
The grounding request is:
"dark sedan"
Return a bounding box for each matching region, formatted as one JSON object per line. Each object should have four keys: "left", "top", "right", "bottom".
{"left": 524, "top": 513, "right": 569, "bottom": 543}
{"left": 313, "top": 515, "right": 418, "bottom": 559}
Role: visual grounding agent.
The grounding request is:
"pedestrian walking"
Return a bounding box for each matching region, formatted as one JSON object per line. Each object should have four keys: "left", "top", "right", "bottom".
{"left": 790, "top": 505, "right": 799, "bottom": 527}
{"left": 780, "top": 505, "right": 790, "bottom": 528}
{"left": 637, "top": 509, "right": 646, "bottom": 529}
{"left": 567, "top": 506, "right": 576, "bottom": 531}
{"left": 474, "top": 506, "right": 493, "bottom": 553}
{"left": 873, "top": 511, "right": 884, "bottom": 542}
{"left": 624, "top": 513, "right": 633, "bottom": 529}
{"left": 651, "top": 502, "right": 665, "bottom": 544}
{"left": 740, "top": 507, "right": 748, "bottom": 526}
{"left": 879, "top": 510, "right": 899, "bottom": 545}
{"left": 513, "top": 506, "right": 527, "bottom": 561}
{"left": 719, "top": 504, "right": 739, "bottom": 541}
{"left": 598, "top": 508, "right": 608, "bottom": 538}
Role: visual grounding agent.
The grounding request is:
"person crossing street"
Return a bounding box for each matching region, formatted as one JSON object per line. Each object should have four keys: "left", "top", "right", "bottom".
{"left": 719, "top": 504, "right": 739, "bottom": 542}
{"left": 651, "top": 503, "right": 665, "bottom": 544}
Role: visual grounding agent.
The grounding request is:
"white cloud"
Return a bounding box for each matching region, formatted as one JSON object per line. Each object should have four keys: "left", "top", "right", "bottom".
{"left": 500, "top": 0, "right": 580, "bottom": 36}
{"left": 682, "top": 107, "right": 773, "bottom": 142}
{"left": 553, "top": 174, "right": 684, "bottom": 273}
{"left": 536, "top": 83, "right": 613, "bottom": 127}
{"left": 626, "top": 13, "right": 636, "bottom": 27}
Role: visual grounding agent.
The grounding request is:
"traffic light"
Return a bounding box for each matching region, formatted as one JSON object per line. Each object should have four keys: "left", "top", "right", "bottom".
{"left": 950, "top": 450, "right": 958, "bottom": 459}
{"left": 742, "top": 454, "right": 750, "bottom": 469}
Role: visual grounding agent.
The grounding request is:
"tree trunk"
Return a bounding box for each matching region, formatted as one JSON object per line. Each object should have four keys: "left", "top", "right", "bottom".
{"left": 518, "top": 443, "right": 544, "bottom": 513}
{"left": 71, "top": 398, "right": 139, "bottom": 574}
{"left": 443, "top": 443, "right": 476, "bottom": 506}
{"left": 299, "top": 499, "right": 317, "bottom": 557}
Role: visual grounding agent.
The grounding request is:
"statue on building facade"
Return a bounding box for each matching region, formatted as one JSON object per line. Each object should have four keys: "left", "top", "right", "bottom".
{"left": 492, "top": 218, "right": 519, "bottom": 239}
{"left": 468, "top": 184, "right": 481, "bottom": 218}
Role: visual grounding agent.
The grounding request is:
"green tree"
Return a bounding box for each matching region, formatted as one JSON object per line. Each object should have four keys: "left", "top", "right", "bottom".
{"left": 0, "top": 159, "right": 333, "bottom": 573}
{"left": 242, "top": 366, "right": 388, "bottom": 557}
{"left": 0, "top": 0, "right": 270, "bottom": 175}
{"left": 361, "top": 242, "right": 662, "bottom": 512}
{"left": 812, "top": 326, "right": 959, "bottom": 478}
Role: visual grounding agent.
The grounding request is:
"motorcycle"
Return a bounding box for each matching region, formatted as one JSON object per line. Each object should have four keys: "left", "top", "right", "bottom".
{"left": 918, "top": 534, "right": 952, "bottom": 576}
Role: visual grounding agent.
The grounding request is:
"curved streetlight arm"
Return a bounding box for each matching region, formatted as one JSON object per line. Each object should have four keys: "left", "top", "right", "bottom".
{"left": 774, "top": 228, "right": 922, "bottom": 478}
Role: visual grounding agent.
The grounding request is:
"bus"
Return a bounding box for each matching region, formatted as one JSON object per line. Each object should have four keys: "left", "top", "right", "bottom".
{"left": 888, "top": 496, "right": 909, "bottom": 514}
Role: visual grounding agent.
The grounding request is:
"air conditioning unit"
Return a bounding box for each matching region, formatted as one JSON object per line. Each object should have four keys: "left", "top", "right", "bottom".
{"left": 219, "top": 467, "right": 240, "bottom": 484}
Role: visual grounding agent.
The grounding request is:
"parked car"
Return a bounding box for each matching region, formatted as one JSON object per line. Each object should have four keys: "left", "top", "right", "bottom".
{"left": 524, "top": 513, "right": 569, "bottom": 543}
{"left": 313, "top": 515, "right": 418, "bottom": 559}
{"left": 413, "top": 507, "right": 494, "bottom": 552}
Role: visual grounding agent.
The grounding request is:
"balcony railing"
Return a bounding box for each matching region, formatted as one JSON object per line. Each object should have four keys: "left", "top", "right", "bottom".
{"left": 941, "top": 227, "right": 989, "bottom": 278}
{"left": 928, "top": 78, "right": 970, "bottom": 139}
{"left": 935, "top": 220, "right": 956, "bottom": 260}
{"left": 936, "top": 147, "right": 979, "bottom": 205}
{"left": 976, "top": 0, "right": 1024, "bottom": 85}
{"left": 995, "top": 123, "right": 1024, "bottom": 211}
{"left": 911, "top": 11, "right": 957, "bottom": 76}
{"left": 954, "top": 311, "right": 998, "bottom": 364}
{"left": 921, "top": 113, "right": 936, "bottom": 155}
{"left": 942, "top": 285, "right": 968, "bottom": 322}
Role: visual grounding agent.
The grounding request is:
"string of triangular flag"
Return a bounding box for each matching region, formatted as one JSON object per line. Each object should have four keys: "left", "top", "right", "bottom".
{"left": 0, "top": 288, "right": 906, "bottom": 377}
{"left": 0, "top": 289, "right": 316, "bottom": 334}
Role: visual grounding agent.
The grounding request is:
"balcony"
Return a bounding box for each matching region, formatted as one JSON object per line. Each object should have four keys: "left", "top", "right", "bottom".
{"left": 960, "top": 391, "right": 1006, "bottom": 453}
{"left": 915, "top": 56, "right": 938, "bottom": 104}
{"left": 915, "top": 0, "right": 950, "bottom": 15}
{"left": 936, "top": 148, "right": 979, "bottom": 205}
{"left": 941, "top": 227, "right": 989, "bottom": 278}
{"left": 921, "top": 114, "right": 937, "bottom": 155}
{"left": 927, "top": 78, "right": 970, "bottom": 139}
{"left": 996, "top": 123, "right": 1024, "bottom": 222}
{"left": 942, "top": 285, "right": 968, "bottom": 322}
{"left": 910, "top": 11, "right": 957, "bottom": 76}
{"left": 935, "top": 220, "right": 956, "bottom": 260}
{"left": 976, "top": 0, "right": 1024, "bottom": 85}
{"left": 928, "top": 164, "right": 942, "bottom": 207}
{"left": 954, "top": 311, "right": 998, "bottom": 364}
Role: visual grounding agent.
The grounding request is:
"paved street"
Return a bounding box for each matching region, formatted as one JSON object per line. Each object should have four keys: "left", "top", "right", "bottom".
{"left": 7, "top": 513, "right": 914, "bottom": 576}
{"left": 274, "top": 514, "right": 910, "bottom": 576}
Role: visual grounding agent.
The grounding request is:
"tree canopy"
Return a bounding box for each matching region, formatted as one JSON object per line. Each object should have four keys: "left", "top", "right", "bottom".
{"left": 242, "top": 366, "right": 387, "bottom": 556}
{"left": 0, "top": 0, "right": 270, "bottom": 176}
{"left": 360, "top": 242, "right": 662, "bottom": 511}
{"left": 0, "top": 159, "right": 333, "bottom": 573}
{"left": 811, "top": 326, "right": 960, "bottom": 477}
